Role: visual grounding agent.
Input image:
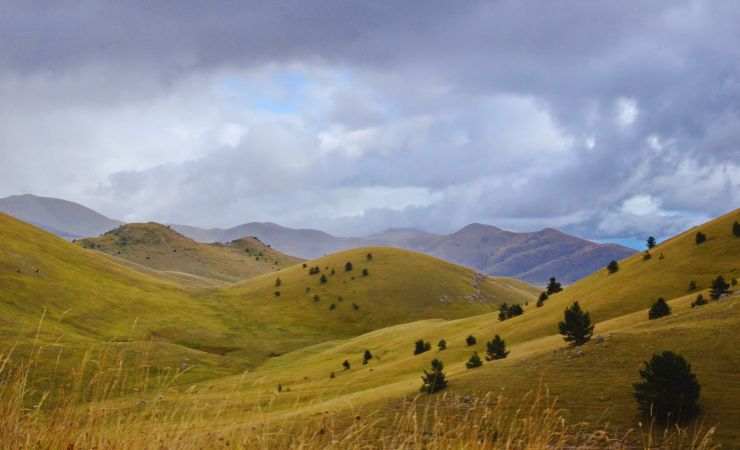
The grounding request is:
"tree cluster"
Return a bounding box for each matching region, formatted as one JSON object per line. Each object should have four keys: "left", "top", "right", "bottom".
{"left": 498, "top": 303, "right": 524, "bottom": 321}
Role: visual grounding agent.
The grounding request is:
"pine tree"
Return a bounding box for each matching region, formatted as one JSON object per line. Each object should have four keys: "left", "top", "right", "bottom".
{"left": 690, "top": 294, "right": 707, "bottom": 308}
{"left": 607, "top": 260, "right": 619, "bottom": 274}
{"left": 688, "top": 280, "right": 697, "bottom": 291}
{"left": 485, "top": 335, "right": 510, "bottom": 360}
{"left": 695, "top": 231, "right": 707, "bottom": 245}
{"left": 466, "top": 352, "right": 483, "bottom": 369}
{"left": 633, "top": 351, "right": 700, "bottom": 422}
{"left": 647, "top": 236, "right": 657, "bottom": 249}
{"left": 345, "top": 261, "right": 353, "bottom": 272}
{"left": 648, "top": 298, "right": 671, "bottom": 320}
{"left": 558, "top": 301, "right": 594, "bottom": 346}
{"left": 320, "top": 274, "right": 328, "bottom": 284}
{"left": 437, "top": 339, "right": 447, "bottom": 351}
{"left": 466, "top": 335, "right": 477, "bottom": 346}
{"left": 363, "top": 350, "right": 373, "bottom": 365}
{"left": 420, "top": 359, "right": 448, "bottom": 393}
{"left": 367, "top": 252, "right": 373, "bottom": 261}
{"left": 643, "top": 251, "right": 652, "bottom": 261}
{"left": 734, "top": 221, "right": 740, "bottom": 238}
{"left": 710, "top": 275, "right": 730, "bottom": 299}
{"left": 342, "top": 360, "right": 351, "bottom": 370}
{"left": 414, "top": 339, "right": 431, "bottom": 355}
{"left": 509, "top": 304, "right": 524, "bottom": 317}
{"left": 536, "top": 291, "right": 548, "bottom": 307}
{"left": 275, "top": 277, "right": 282, "bottom": 287}
{"left": 546, "top": 277, "right": 563, "bottom": 295}
{"left": 362, "top": 268, "right": 369, "bottom": 277}
{"left": 498, "top": 303, "right": 509, "bottom": 321}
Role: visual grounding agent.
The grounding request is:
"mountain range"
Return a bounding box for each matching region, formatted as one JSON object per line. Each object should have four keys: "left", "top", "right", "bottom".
{"left": 0, "top": 194, "right": 635, "bottom": 284}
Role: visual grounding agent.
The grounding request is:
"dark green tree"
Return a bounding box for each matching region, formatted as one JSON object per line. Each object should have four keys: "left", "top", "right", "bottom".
{"left": 688, "top": 280, "right": 697, "bottom": 291}
{"left": 690, "top": 294, "right": 707, "bottom": 308}
{"left": 643, "top": 251, "right": 652, "bottom": 261}
{"left": 710, "top": 275, "right": 730, "bottom": 299}
{"left": 485, "top": 335, "right": 510, "bottom": 360}
{"left": 367, "top": 252, "right": 373, "bottom": 261}
{"left": 414, "top": 339, "right": 432, "bottom": 355}
{"left": 647, "top": 236, "right": 657, "bottom": 249}
{"left": 329, "top": 303, "right": 336, "bottom": 310}
{"left": 509, "top": 304, "right": 524, "bottom": 317}
{"left": 498, "top": 303, "right": 509, "bottom": 321}
{"left": 437, "top": 339, "right": 447, "bottom": 351}
{"left": 363, "top": 350, "right": 373, "bottom": 365}
{"left": 466, "top": 335, "right": 477, "bottom": 346}
{"left": 607, "top": 260, "right": 619, "bottom": 274}
{"left": 275, "top": 277, "right": 282, "bottom": 287}
{"left": 695, "top": 231, "right": 707, "bottom": 245}
{"left": 345, "top": 261, "right": 353, "bottom": 272}
{"left": 536, "top": 291, "right": 548, "bottom": 307}
{"left": 320, "top": 274, "right": 328, "bottom": 284}
{"left": 546, "top": 277, "right": 563, "bottom": 295}
{"left": 466, "top": 352, "right": 483, "bottom": 369}
{"left": 648, "top": 298, "right": 671, "bottom": 320}
{"left": 633, "top": 351, "right": 701, "bottom": 423}
{"left": 558, "top": 301, "right": 594, "bottom": 346}
{"left": 274, "top": 291, "right": 281, "bottom": 297}
{"left": 733, "top": 221, "right": 740, "bottom": 237}
{"left": 362, "top": 268, "right": 369, "bottom": 276}
{"left": 420, "top": 359, "right": 448, "bottom": 393}
{"left": 342, "top": 360, "right": 351, "bottom": 370}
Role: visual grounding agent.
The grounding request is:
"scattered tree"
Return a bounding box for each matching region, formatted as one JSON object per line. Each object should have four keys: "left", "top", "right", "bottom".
{"left": 688, "top": 280, "right": 697, "bottom": 291}
{"left": 313, "top": 294, "right": 320, "bottom": 302}
{"left": 329, "top": 303, "right": 336, "bottom": 310}
{"left": 633, "top": 351, "right": 701, "bottom": 423}
{"left": 320, "top": 274, "right": 328, "bottom": 284}
{"left": 691, "top": 294, "right": 707, "bottom": 308}
{"left": 643, "top": 251, "right": 652, "bottom": 261}
{"left": 695, "top": 231, "right": 707, "bottom": 245}
{"left": 466, "top": 335, "right": 477, "bottom": 346}
{"left": 733, "top": 220, "right": 740, "bottom": 237}
{"left": 607, "top": 260, "right": 619, "bottom": 274}
{"left": 466, "top": 352, "right": 483, "bottom": 369}
{"left": 330, "top": 372, "right": 335, "bottom": 379}
{"left": 342, "top": 360, "right": 351, "bottom": 370}
{"left": 275, "top": 277, "right": 282, "bottom": 287}
{"left": 647, "top": 236, "right": 657, "bottom": 250}
{"left": 558, "top": 301, "right": 594, "bottom": 346}
{"left": 710, "top": 275, "right": 730, "bottom": 300}
{"left": 420, "top": 359, "right": 448, "bottom": 394}
{"left": 485, "top": 335, "right": 510, "bottom": 360}
{"left": 732, "top": 277, "right": 738, "bottom": 286}
{"left": 648, "top": 298, "right": 671, "bottom": 320}
{"left": 536, "top": 292, "right": 548, "bottom": 307}
{"left": 437, "top": 339, "right": 447, "bottom": 351}
{"left": 363, "top": 350, "right": 373, "bottom": 365}
{"left": 414, "top": 339, "right": 432, "bottom": 355}
{"left": 509, "top": 304, "right": 524, "bottom": 317}
{"left": 345, "top": 261, "right": 353, "bottom": 272}
{"left": 546, "top": 277, "right": 563, "bottom": 295}
{"left": 309, "top": 266, "right": 321, "bottom": 275}
{"left": 352, "top": 303, "right": 360, "bottom": 310}
{"left": 274, "top": 291, "right": 281, "bottom": 297}
{"left": 362, "top": 268, "right": 369, "bottom": 277}
{"left": 330, "top": 268, "right": 336, "bottom": 275}
{"left": 499, "top": 303, "right": 524, "bottom": 321}
{"left": 367, "top": 252, "right": 373, "bottom": 261}
{"left": 277, "top": 384, "right": 282, "bottom": 393}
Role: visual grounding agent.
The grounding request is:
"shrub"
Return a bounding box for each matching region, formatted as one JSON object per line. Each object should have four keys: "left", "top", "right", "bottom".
{"left": 414, "top": 339, "right": 432, "bottom": 355}
{"left": 733, "top": 277, "right": 738, "bottom": 286}
{"left": 437, "top": 339, "right": 447, "bottom": 351}
{"left": 274, "top": 291, "right": 280, "bottom": 297}
{"left": 275, "top": 277, "right": 282, "bottom": 287}
{"left": 309, "top": 266, "right": 320, "bottom": 275}
{"left": 329, "top": 303, "right": 336, "bottom": 310}
{"left": 710, "top": 275, "right": 730, "bottom": 299}
{"left": 695, "top": 231, "right": 706, "bottom": 245}
{"left": 733, "top": 220, "right": 740, "bottom": 237}
{"left": 320, "top": 274, "right": 328, "bottom": 284}
{"left": 690, "top": 294, "right": 707, "bottom": 308}
{"left": 313, "top": 295, "right": 320, "bottom": 302}
{"left": 345, "top": 261, "right": 353, "bottom": 272}
{"left": 466, "top": 335, "right": 477, "bottom": 346}
{"left": 633, "top": 351, "right": 700, "bottom": 423}
{"left": 509, "top": 304, "right": 524, "bottom": 317}
{"left": 485, "top": 335, "right": 509, "bottom": 360}
{"left": 342, "top": 360, "right": 350, "bottom": 370}
{"left": 330, "top": 372, "right": 335, "bottom": 379}
{"left": 352, "top": 303, "right": 359, "bottom": 310}
{"left": 536, "top": 292, "right": 548, "bottom": 307}
{"left": 499, "top": 303, "right": 524, "bottom": 321}
{"left": 647, "top": 236, "right": 657, "bottom": 249}
{"left": 558, "top": 301, "right": 594, "bottom": 346}
{"left": 466, "top": 352, "right": 483, "bottom": 369}
{"left": 420, "top": 359, "right": 448, "bottom": 393}
{"left": 643, "top": 251, "right": 652, "bottom": 261}
{"left": 648, "top": 298, "right": 671, "bottom": 320}
{"left": 367, "top": 252, "right": 373, "bottom": 261}
{"left": 546, "top": 277, "right": 563, "bottom": 295}
{"left": 607, "top": 260, "right": 619, "bottom": 274}
{"left": 688, "top": 280, "right": 697, "bottom": 291}
{"left": 363, "top": 350, "right": 373, "bottom": 365}
{"left": 362, "top": 268, "right": 369, "bottom": 277}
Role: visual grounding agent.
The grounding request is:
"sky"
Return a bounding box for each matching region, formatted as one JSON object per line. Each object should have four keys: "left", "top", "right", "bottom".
{"left": 1, "top": 1, "right": 738, "bottom": 244}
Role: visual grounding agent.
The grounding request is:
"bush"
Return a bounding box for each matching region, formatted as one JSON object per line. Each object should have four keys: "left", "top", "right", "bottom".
{"left": 485, "top": 335, "right": 509, "bottom": 360}
{"left": 688, "top": 280, "right": 697, "bottom": 291}
{"left": 466, "top": 335, "right": 477, "bottom": 346}
{"left": 352, "top": 303, "right": 359, "bottom": 310}
{"left": 320, "top": 274, "right": 328, "bottom": 284}
{"left": 363, "top": 350, "right": 373, "bottom": 365}
{"left": 274, "top": 291, "right": 280, "bottom": 297}
{"left": 275, "top": 277, "right": 282, "bottom": 287}
{"left": 546, "top": 277, "right": 563, "bottom": 295}
{"left": 309, "top": 266, "right": 320, "bottom": 275}
{"left": 558, "top": 301, "right": 594, "bottom": 346}
{"left": 414, "top": 339, "right": 432, "bottom": 355}
{"left": 345, "top": 261, "right": 353, "bottom": 272}
{"left": 607, "top": 260, "right": 619, "bottom": 274}
{"left": 466, "top": 352, "right": 483, "bottom": 369}
{"left": 362, "top": 268, "right": 369, "bottom": 276}
{"left": 647, "top": 236, "right": 657, "bottom": 249}
{"left": 695, "top": 231, "right": 706, "bottom": 245}
{"left": 499, "top": 303, "right": 524, "bottom": 321}
{"left": 437, "top": 339, "right": 447, "bottom": 351}
{"left": 342, "top": 360, "right": 350, "bottom": 370}
{"left": 633, "top": 351, "right": 700, "bottom": 423}
{"left": 313, "top": 295, "right": 320, "bottom": 302}
{"left": 420, "top": 359, "right": 448, "bottom": 394}
{"left": 329, "top": 303, "right": 336, "bottom": 310}
{"left": 643, "top": 251, "right": 652, "bottom": 261}
{"left": 733, "top": 277, "right": 738, "bottom": 286}
{"left": 648, "top": 298, "right": 671, "bottom": 320}
{"left": 536, "top": 292, "right": 548, "bottom": 307}
{"left": 710, "top": 275, "right": 730, "bottom": 299}
{"left": 367, "top": 252, "right": 373, "bottom": 261}
{"left": 690, "top": 294, "right": 707, "bottom": 308}
{"left": 733, "top": 220, "right": 740, "bottom": 237}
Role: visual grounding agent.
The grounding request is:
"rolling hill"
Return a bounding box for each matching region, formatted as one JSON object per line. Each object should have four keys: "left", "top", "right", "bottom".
{"left": 77, "top": 223, "right": 302, "bottom": 285}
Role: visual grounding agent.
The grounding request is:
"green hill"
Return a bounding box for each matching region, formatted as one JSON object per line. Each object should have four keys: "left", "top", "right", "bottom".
{"left": 77, "top": 222, "right": 302, "bottom": 285}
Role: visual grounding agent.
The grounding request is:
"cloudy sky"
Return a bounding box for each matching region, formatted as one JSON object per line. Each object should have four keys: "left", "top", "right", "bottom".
{"left": 1, "top": 1, "right": 738, "bottom": 245}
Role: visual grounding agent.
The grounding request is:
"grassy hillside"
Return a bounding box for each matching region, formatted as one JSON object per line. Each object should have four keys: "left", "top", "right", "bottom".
{"left": 78, "top": 223, "right": 302, "bottom": 285}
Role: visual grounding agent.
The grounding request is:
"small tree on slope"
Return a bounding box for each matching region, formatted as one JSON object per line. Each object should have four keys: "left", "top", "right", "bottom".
{"left": 647, "top": 236, "right": 657, "bottom": 249}
{"left": 710, "top": 275, "right": 730, "bottom": 300}
{"left": 633, "top": 351, "right": 700, "bottom": 423}
{"left": 546, "top": 277, "right": 563, "bottom": 295}
{"left": 420, "top": 359, "right": 448, "bottom": 394}
{"left": 558, "top": 301, "right": 594, "bottom": 346}
{"left": 648, "top": 298, "right": 671, "bottom": 320}
{"left": 466, "top": 352, "right": 483, "bottom": 369}
{"left": 485, "top": 335, "right": 510, "bottom": 360}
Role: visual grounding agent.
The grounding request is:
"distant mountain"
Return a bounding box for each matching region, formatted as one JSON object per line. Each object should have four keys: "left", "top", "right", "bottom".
{"left": 0, "top": 194, "right": 121, "bottom": 238}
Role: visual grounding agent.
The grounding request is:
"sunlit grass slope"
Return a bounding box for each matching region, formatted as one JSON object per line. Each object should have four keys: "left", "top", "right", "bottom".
{"left": 78, "top": 222, "right": 301, "bottom": 285}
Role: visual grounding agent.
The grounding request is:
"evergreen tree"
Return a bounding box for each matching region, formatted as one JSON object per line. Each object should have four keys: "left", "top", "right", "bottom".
{"left": 734, "top": 221, "right": 740, "bottom": 238}
{"left": 343, "top": 360, "right": 351, "bottom": 370}
{"left": 437, "top": 339, "right": 447, "bottom": 351}
{"left": 558, "top": 301, "right": 594, "bottom": 346}
{"left": 485, "top": 335, "right": 510, "bottom": 360}
{"left": 647, "top": 236, "right": 657, "bottom": 249}
{"left": 274, "top": 291, "right": 280, "bottom": 297}
{"left": 710, "top": 275, "right": 730, "bottom": 299}
{"left": 607, "top": 260, "right": 619, "bottom": 274}
{"left": 536, "top": 291, "right": 548, "bottom": 307}
{"left": 414, "top": 339, "right": 431, "bottom": 355}
{"left": 362, "top": 268, "right": 369, "bottom": 276}
{"left": 648, "top": 298, "right": 671, "bottom": 320}
{"left": 695, "top": 231, "right": 707, "bottom": 245}
{"left": 367, "top": 252, "right": 373, "bottom": 261}
{"left": 420, "top": 359, "right": 448, "bottom": 393}
{"left": 320, "top": 274, "right": 328, "bottom": 284}
{"left": 466, "top": 335, "right": 477, "bottom": 346}
{"left": 498, "top": 303, "right": 509, "bottom": 321}
{"left": 690, "top": 294, "right": 707, "bottom": 308}
{"left": 345, "top": 261, "right": 353, "bottom": 272}
{"left": 688, "top": 280, "right": 697, "bottom": 291}
{"left": 329, "top": 303, "right": 336, "bottom": 310}
{"left": 363, "top": 350, "right": 373, "bottom": 365}
{"left": 509, "top": 304, "right": 524, "bottom": 317}
{"left": 466, "top": 352, "right": 483, "bottom": 369}
{"left": 546, "top": 277, "right": 563, "bottom": 295}
{"left": 633, "top": 351, "right": 701, "bottom": 422}
{"left": 275, "top": 277, "right": 282, "bottom": 287}
{"left": 643, "top": 251, "right": 652, "bottom": 261}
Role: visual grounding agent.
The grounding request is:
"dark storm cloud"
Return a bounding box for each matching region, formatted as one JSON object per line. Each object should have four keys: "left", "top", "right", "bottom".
{"left": 0, "top": 1, "right": 738, "bottom": 240}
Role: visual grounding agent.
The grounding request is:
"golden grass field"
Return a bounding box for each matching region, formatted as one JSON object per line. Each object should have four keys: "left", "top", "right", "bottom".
{"left": 0, "top": 208, "right": 738, "bottom": 448}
